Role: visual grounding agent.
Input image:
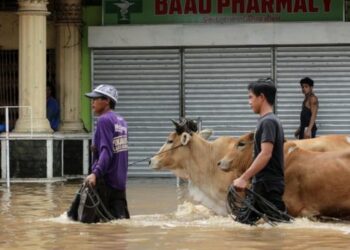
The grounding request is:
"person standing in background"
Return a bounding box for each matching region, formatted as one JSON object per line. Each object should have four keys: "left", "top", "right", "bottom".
{"left": 295, "top": 77, "right": 318, "bottom": 139}
{"left": 46, "top": 85, "right": 60, "bottom": 131}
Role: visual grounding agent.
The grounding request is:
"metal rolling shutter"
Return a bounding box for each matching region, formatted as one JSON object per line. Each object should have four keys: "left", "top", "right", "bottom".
{"left": 92, "top": 49, "right": 181, "bottom": 177}
{"left": 276, "top": 46, "right": 350, "bottom": 138}
{"left": 184, "top": 47, "right": 273, "bottom": 138}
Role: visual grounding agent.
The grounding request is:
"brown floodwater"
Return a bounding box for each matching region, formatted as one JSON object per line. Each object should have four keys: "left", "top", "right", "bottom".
{"left": 1, "top": 178, "right": 350, "bottom": 250}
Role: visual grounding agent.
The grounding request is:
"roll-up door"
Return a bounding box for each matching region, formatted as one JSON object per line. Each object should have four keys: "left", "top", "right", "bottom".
{"left": 184, "top": 47, "right": 273, "bottom": 138}
{"left": 276, "top": 46, "right": 350, "bottom": 138}
{"left": 92, "top": 49, "right": 181, "bottom": 177}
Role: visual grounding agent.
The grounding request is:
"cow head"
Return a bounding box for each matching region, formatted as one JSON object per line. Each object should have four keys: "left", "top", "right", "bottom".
{"left": 149, "top": 118, "right": 208, "bottom": 179}
{"left": 217, "top": 132, "right": 254, "bottom": 175}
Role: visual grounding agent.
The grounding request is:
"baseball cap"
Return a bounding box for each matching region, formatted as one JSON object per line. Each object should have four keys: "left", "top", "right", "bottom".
{"left": 85, "top": 84, "right": 118, "bottom": 104}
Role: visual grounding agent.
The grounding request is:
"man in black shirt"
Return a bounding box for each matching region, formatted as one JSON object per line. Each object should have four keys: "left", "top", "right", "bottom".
{"left": 233, "top": 78, "right": 287, "bottom": 223}
{"left": 295, "top": 77, "right": 318, "bottom": 139}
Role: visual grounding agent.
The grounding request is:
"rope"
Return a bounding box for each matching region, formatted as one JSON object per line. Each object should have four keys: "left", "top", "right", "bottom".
{"left": 79, "top": 183, "right": 116, "bottom": 222}
{"left": 128, "top": 144, "right": 183, "bottom": 167}
{"left": 226, "top": 185, "right": 294, "bottom": 226}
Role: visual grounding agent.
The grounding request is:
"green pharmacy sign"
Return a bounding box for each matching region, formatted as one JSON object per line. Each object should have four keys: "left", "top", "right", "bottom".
{"left": 102, "top": 0, "right": 344, "bottom": 25}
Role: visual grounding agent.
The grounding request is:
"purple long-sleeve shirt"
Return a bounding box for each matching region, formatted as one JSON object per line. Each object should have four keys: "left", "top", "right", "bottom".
{"left": 91, "top": 111, "right": 128, "bottom": 190}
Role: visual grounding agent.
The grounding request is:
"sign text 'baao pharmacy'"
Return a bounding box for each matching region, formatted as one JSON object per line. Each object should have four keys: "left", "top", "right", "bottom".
{"left": 102, "top": 0, "right": 344, "bottom": 25}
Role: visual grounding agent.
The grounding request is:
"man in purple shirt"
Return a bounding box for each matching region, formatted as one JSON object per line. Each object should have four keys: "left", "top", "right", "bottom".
{"left": 85, "top": 84, "right": 130, "bottom": 219}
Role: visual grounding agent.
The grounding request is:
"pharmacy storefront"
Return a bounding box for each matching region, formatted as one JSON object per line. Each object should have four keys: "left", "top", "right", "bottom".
{"left": 89, "top": 0, "right": 350, "bottom": 176}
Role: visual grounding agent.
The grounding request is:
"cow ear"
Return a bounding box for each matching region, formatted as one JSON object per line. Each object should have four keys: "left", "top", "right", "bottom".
{"left": 199, "top": 129, "right": 213, "bottom": 140}
{"left": 180, "top": 132, "right": 191, "bottom": 145}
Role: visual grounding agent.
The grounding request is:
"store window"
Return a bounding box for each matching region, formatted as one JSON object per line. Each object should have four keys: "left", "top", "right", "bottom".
{"left": 0, "top": 0, "right": 17, "bottom": 11}
{"left": 0, "top": 49, "right": 56, "bottom": 131}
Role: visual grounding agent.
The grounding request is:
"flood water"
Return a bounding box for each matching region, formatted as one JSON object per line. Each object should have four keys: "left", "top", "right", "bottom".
{"left": 1, "top": 178, "right": 350, "bottom": 250}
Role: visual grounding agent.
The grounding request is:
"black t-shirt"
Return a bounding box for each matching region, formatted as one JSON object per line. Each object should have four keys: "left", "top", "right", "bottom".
{"left": 253, "top": 112, "right": 285, "bottom": 183}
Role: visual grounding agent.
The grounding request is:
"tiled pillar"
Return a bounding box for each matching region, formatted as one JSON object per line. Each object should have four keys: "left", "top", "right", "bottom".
{"left": 56, "top": 0, "right": 84, "bottom": 132}
{"left": 14, "top": 0, "right": 52, "bottom": 133}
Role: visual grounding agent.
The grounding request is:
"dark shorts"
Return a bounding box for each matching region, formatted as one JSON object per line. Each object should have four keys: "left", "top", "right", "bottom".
{"left": 97, "top": 179, "right": 130, "bottom": 220}
{"left": 241, "top": 180, "right": 287, "bottom": 224}
{"left": 253, "top": 180, "right": 286, "bottom": 211}
{"left": 299, "top": 125, "right": 317, "bottom": 139}
{"left": 104, "top": 185, "right": 130, "bottom": 220}
{"left": 67, "top": 179, "right": 130, "bottom": 223}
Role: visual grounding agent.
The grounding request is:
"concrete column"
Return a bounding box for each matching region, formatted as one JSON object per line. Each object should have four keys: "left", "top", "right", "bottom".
{"left": 56, "top": 0, "right": 84, "bottom": 132}
{"left": 15, "top": 0, "right": 52, "bottom": 133}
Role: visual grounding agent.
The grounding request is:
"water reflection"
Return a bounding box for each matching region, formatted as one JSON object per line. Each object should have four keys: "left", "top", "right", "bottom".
{"left": 0, "top": 179, "right": 350, "bottom": 250}
{"left": 0, "top": 185, "right": 11, "bottom": 213}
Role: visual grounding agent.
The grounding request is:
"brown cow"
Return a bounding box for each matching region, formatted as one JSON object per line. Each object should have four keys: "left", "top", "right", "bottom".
{"left": 149, "top": 125, "right": 237, "bottom": 215}
{"left": 150, "top": 120, "right": 350, "bottom": 217}
{"left": 290, "top": 134, "right": 350, "bottom": 152}
{"left": 218, "top": 132, "right": 350, "bottom": 219}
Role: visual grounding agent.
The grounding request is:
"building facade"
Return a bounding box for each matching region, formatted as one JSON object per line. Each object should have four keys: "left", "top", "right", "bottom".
{"left": 1, "top": 0, "right": 350, "bottom": 179}
{"left": 89, "top": 0, "right": 350, "bottom": 176}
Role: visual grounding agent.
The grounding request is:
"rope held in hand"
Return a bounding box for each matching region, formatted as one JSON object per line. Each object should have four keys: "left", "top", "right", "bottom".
{"left": 226, "top": 185, "right": 294, "bottom": 226}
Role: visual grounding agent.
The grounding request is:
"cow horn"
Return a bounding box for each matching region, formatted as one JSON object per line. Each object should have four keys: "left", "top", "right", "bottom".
{"left": 171, "top": 118, "right": 187, "bottom": 134}
{"left": 171, "top": 119, "right": 180, "bottom": 128}
{"left": 171, "top": 119, "right": 182, "bottom": 132}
